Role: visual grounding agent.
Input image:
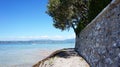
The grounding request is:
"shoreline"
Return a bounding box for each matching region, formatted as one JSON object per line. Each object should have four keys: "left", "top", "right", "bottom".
{"left": 0, "top": 49, "right": 57, "bottom": 67}
{"left": 33, "top": 48, "right": 89, "bottom": 67}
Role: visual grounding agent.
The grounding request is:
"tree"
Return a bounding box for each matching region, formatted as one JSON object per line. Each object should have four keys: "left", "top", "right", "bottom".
{"left": 88, "top": 0, "right": 111, "bottom": 22}
{"left": 46, "top": 0, "right": 111, "bottom": 37}
{"left": 47, "top": 0, "right": 89, "bottom": 36}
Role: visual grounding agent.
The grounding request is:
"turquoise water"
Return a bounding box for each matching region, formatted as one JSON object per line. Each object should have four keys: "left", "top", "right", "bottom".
{"left": 0, "top": 43, "right": 74, "bottom": 66}
{"left": 0, "top": 43, "right": 74, "bottom": 50}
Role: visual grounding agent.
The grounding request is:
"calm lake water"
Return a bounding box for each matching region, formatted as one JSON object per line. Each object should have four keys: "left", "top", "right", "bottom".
{"left": 0, "top": 43, "right": 74, "bottom": 66}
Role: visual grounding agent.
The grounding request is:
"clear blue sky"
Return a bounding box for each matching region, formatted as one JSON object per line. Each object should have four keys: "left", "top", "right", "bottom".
{"left": 0, "top": 0, "right": 74, "bottom": 40}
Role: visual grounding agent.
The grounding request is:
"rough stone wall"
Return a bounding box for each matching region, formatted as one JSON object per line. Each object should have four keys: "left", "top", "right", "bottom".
{"left": 75, "top": 0, "right": 120, "bottom": 67}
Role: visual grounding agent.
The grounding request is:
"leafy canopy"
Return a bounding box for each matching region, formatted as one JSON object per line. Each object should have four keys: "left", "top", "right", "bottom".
{"left": 47, "top": 0, "right": 88, "bottom": 35}
{"left": 88, "top": 0, "right": 111, "bottom": 22}
{"left": 47, "top": 0, "right": 111, "bottom": 36}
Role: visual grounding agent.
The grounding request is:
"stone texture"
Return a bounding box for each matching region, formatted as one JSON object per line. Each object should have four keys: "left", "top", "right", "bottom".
{"left": 75, "top": 0, "right": 120, "bottom": 67}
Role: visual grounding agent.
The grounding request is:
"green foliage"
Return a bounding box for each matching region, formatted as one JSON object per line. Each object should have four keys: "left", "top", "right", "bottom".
{"left": 47, "top": 0, "right": 88, "bottom": 35}
{"left": 88, "top": 0, "right": 111, "bottom": 22}
{"left": 47, "top": 0, "right": 111, "bottom": 36}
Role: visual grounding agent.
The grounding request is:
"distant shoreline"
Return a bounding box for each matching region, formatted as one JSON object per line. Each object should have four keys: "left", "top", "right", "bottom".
{"left": 0, "top": 39, "right": 75, "bottom": 44}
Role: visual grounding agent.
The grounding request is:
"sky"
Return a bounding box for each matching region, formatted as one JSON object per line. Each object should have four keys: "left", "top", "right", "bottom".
{"left": 0, "top": 0, "right": 75, "bottom": 41}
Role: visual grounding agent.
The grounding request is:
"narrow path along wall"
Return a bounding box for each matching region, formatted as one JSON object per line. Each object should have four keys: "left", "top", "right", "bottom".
{"left": 33, "top": 48, "right": 89, "bottom": 67}
{"left": 75, "top": 0, "right": 120, "bottom": 67}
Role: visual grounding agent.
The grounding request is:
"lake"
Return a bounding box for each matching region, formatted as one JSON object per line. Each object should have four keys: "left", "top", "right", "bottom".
{"left": 0, "top": 43, "right": 74, "bottom": 67}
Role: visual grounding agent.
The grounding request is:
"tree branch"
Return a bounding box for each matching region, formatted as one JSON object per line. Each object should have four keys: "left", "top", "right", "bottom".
{"left": 71, "top": 23, "right": 76, "bottom": 34}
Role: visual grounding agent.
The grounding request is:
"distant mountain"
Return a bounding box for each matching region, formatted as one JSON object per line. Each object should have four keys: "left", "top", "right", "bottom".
{"left": 64, "top": 39, "right": 75, "bottom": 43}
{"left": 0, "top": 39, "right": 75, "bottom": 44}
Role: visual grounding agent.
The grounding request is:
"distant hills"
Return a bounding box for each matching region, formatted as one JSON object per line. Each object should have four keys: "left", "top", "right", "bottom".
{"left": 0, "top": 39, "right": 75, "bottom": 44}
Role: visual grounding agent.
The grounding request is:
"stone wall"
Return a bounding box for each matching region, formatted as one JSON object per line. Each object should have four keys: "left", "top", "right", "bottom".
{"left": 75, "top": 0, "right": 120, "bottom": 67}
